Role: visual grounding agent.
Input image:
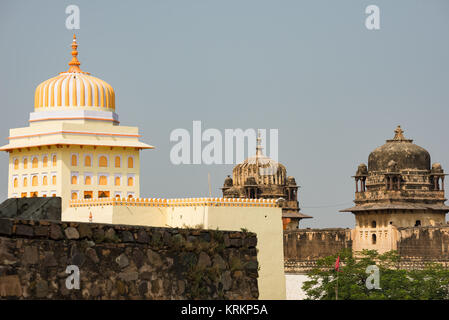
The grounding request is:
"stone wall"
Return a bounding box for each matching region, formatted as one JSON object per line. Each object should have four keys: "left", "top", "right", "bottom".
{"left": 0, "top": 218, "right": 259, "bottom": 299}
{"left": 396, "top": 226, "right": 449, "bottom": 269}
{"left": 0, "top": 197, "right": 61, "bottom": 221}
{"left": 284, "top": 228, "right": 353, "bottom": 273}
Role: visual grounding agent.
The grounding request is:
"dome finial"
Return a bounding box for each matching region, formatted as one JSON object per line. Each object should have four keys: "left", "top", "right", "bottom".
{"left": 68, "top": 34, "right": 82, "bottom": 73}
{"left": 256, "top": 130, "right": 263, "bottom": 157}
{"left": 393, "top": 125, "right": 405, "bottom": 141}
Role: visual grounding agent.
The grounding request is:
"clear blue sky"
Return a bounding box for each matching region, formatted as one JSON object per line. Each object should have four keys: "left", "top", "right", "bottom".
{"left": 1, "top": 0, "right": 448, "bottom": 228}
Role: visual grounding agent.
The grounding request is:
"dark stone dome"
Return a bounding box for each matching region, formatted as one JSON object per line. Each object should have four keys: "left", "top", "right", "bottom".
{"left": 368, "top": 126, "right": 430, "bottom": 172}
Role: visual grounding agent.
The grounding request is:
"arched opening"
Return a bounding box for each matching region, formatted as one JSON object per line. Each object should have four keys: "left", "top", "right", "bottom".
{"left": 99, "top": 176, "right": 108, "bottom": 185}
{"left": 84, "top": 156, "right": 92, "bottom": 167}
{"left": 128, "top": 157, "right": 133, "bottom": 168}
{"left": 14, "top": 159, "right": 19, "bottom": 170}
{"left": 52, "top": 155, "right": 57, "bottom": 167}
{"left": 127, "top": 177, "right": 134, "bottom": 187}
{"left": 115, "top": 176, "right": 121, "bottom": 186}
{"left": 32, "top": 157, "right": 38, "bottom": 168}
{"left": 249, "top": 189, "right": 255, "bottom": 199}
{"left": 372, "top": 234, "right": 377, "bottom": 245}
{"left": 23, "top": 177, "right": 28, "bottom": 187}
{"left": 23, "top": 158, "right": 28, "bottom": 169}
{"left": 99, "top": 156, "right": 108, "bottom": 167}
{"left": 71, "top": 155, "right": 77, "bottom": 166}
{"left": 71, "top": 175, "right": 77, "bottom": 185}
{"left": 71, "top": 192, "right": 78, "bottom": 200}
{"left": 371, "top": 220, "right": 377, "bottom": 228}
{"left": 415, "top": 220, "right": 421, "bottom": 227}
{"left": 32, "top": 176, "right": 38, "bottom": 187}
{"left": 42, "top": 176, "right": 48, "bottom": 186}
{"left": 52, "top": 175, "right": 56, "bottom": 185}
{"left": 43, "top": 156, "right": 48, "bottom": 168}
{"left": 85, "top": 176, "right": 91, "bottom": 185}
{"left": 115, "top": 156, "right": 121, "bottom": 168}
{"left": 13, "top": 178, "right": 18, "bottom": 188}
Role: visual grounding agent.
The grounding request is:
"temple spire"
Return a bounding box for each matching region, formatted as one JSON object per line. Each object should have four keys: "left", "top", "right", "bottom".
{"left": 68, "top": 34, "right": 82, "bottom": 73}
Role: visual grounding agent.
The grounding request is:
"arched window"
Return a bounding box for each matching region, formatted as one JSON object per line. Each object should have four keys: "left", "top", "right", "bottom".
{"left": 372, "top": 234, "right": 377, "bottom": 245}
{"left": 115, "top": 156, "right": 121, "bottom": 168}
{"left": 84, "top": 155, "right": 92, "bottom": 167}
{"left": 99, "top": 156, "right": 108, "bottom": 167}
{"left": 71, "top": 154, "right": 77, "bottom": 166}
{"left": 71, "top": 192, "right": 78, "bottom": 200}
{"left": 52, "top": 175, "right": 56, "bottom": 185}
{"left": 127, "top": 177, "right": 134, "bottom": 186}
{"left": 13, "top": 178, "right": 18, "bottom": 188}
{"left": 85, "top": 176, "right": 91, "bottom": 185}
{"left": 23, "top": 177, "right": 28, "bottom": 187}
{"left": 43, "top": 156, "right": 48, "bottom": 168}
{"left": 71, "top": 175, "right": 77, "bottom": 185}
{"left": 99, "top": 175, "right": 108, "bottom": 185}
{"left": 32, "top": 176, "right": 38, "bottom": 186}
{"left": 32, "top": 157, "right": 38, "bottom": 168}
{"left": 371, "top": 221, "right": 377, "bottom": 228}
{"left": 128, "top": 194, "right": 134, "bottom": 199}
{"left": 23, "top": 158, "right": 28, "bottom": 169}
{"left": 14, "top": 159, "right": 19, "bottom": 170}
{"left": 115, "top": 176, "right": 121, "bottom": 186}
{"left": 52, "top": 155, "right": 57, "bottom": 167}
{"left": 128, "top": 157, "right": 134, "bottom": 168}
{"left": 415, "top": 220, "right": 421, "bottom": 227}
{"left": 43, "top": 176, "right": 48, "bottom": 186}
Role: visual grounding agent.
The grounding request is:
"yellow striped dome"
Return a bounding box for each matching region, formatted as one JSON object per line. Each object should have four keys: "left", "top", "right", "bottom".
{"left": 34, "top": 35, "right": 115, "bottom": 111}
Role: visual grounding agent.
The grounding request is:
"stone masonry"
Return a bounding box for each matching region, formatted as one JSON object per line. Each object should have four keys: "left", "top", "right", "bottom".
{"left": 0, "top": 218, "right": 259, "bottom": 299}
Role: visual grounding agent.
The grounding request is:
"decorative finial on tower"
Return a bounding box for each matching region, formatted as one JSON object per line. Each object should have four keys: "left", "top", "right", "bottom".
{"left": 393, "top": 125, "right": 405, "bottom": 141}
{"left": 68, "top": 34, "right": 82, "bottom": 73}
{"left": 256, "top": 130, "right": 263, "bottom": 157}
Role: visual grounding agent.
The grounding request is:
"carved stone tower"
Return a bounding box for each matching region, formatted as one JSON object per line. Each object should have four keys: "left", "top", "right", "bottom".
{"left": 341, "top": 126, "right": 449, "bottom": 253}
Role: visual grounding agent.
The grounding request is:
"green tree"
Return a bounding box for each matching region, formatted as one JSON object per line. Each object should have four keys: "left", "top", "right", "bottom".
{"left": 302, "top": 248, "right": 449, "bottom": 300}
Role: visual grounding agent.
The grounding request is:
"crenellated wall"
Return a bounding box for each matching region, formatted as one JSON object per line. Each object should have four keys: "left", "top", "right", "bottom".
{"left": 283, "top": 228, "right": 353, "bottom": 273}
{"left": 284, "top": 225, "right": 449, "bottom": 274}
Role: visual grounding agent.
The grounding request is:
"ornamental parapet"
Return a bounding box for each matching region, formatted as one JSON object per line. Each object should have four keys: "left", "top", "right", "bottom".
{"left": 69, "top": 197, "right": 279, "bottom": 208}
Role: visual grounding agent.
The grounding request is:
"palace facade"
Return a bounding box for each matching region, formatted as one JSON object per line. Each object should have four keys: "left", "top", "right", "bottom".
{"left": 0, "top": 35, "right": 153, "bottom": 212}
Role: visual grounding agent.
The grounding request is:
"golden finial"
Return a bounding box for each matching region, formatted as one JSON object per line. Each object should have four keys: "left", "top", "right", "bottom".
{"left": 67, "top": 34, "right": 82, "bottom": 73}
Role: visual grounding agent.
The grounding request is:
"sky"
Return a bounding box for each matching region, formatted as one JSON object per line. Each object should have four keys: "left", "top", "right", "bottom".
{"left": 0, "top": 0, "right": 448, "bottom": 228}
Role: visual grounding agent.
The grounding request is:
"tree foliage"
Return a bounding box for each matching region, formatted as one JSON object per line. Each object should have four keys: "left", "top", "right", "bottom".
{"left": 302, "top": 248, "right": 449, "bottom": 300}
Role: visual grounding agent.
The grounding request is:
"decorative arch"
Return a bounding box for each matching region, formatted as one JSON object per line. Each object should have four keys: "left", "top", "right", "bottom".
{"left": 115, "top": 156, "right": 121, "bottom": 168}
{"left": 84, "top": 155, "right": 92, "bottom": 167}
{"left": 99, "top": 156, "right": 108, "bottom": 167}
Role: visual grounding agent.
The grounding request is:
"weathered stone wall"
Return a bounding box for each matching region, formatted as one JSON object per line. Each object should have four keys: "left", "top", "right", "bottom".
{"left": 0, "top": 218, "right": 259, "bottom": 299}
{"left": 396, "top": 226, "right": 449, "bottom": 269}
{"left": 283, "top": 228, "right": 353, "bottom": 273}
{"left": 0, "top": 197, "right": 61, "bottom": 221}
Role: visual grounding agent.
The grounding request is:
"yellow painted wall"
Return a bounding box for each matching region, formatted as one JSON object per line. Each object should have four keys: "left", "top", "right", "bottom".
{"left": 8, "top": 145, "right": 141, "bottom": 216}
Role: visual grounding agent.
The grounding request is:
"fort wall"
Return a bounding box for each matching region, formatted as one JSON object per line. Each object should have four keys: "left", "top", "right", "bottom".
{"left": 0, "top": 218, "right": 258, "bottom": 299}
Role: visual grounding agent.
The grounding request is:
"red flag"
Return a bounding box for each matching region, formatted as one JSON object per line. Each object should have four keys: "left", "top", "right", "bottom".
{"left": 335, "top": 256, "right": 340, "bottom": 271}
